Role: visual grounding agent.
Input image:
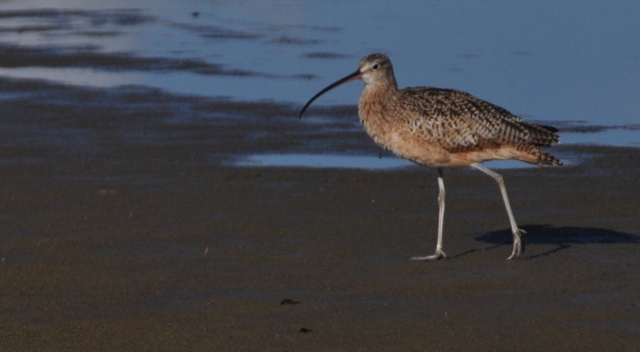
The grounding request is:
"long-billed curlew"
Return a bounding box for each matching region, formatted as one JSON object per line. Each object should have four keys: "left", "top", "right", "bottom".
{"left": 299, "top": 53, "right": 562, "bottom": 260}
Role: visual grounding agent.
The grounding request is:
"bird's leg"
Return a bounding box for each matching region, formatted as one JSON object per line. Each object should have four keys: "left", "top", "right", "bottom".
{"left": 409, "top": 169, "right": 447, "bottom": 261}
{"left": 471, "top": 163, "right": 525, "bottom": 260}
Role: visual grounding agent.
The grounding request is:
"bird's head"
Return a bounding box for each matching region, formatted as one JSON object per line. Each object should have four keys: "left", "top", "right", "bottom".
{"left": 299, "top": 53, "right": 396, "bottom": 118}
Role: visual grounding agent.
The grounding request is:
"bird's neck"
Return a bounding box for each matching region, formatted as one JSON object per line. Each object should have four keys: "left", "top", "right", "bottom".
{"left": 358, "top": 82, "right": 399, "bottom": 146}
{"left": 359, "top": 82, "right": 399, "bottom": 119}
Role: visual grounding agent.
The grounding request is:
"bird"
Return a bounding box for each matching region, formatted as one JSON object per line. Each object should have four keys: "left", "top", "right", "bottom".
{"left": 299, "top": 53, "right": 562, "bottom": 260}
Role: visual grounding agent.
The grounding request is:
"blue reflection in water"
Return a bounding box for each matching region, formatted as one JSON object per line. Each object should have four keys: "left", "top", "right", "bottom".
{"left": 232, "top": 154, "right": 538, "bottom": 170}
{"left": 0, "top": 0, "right": 637, "bottom": 145}
{"left": 234, "top": 154, "right": 413, "bottom": 169}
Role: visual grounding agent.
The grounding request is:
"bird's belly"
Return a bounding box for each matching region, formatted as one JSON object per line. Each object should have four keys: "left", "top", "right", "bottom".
{"left": 373, "top": 130, "right": 521, "bottom": 168}
{"left": 375, "top": 130, "right": 455, "bottom": 168}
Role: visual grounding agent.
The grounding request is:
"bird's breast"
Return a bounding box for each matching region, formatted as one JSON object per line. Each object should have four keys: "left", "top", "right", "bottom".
{"left": 358, "top": 86, "right": 395, "bottom": 145}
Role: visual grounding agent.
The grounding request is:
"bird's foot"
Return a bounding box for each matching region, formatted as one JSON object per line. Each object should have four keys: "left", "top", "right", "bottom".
{"left": 408, "top": 248, "right": 447, "bottom": 261}
{"left": 506, "top": 228, "right": 526, "bottom": 260}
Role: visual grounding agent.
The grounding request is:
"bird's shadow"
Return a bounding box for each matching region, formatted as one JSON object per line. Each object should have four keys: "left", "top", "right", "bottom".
{"left": 473, "top": 225, "right": 640, "bottom": 259}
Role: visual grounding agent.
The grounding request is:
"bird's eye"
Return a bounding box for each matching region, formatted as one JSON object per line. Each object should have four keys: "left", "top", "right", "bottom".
{"left": 372, "top": 63, "right": 380, "bottom": 70}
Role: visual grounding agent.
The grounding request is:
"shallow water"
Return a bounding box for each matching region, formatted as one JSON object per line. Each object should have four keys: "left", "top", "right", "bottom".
{"left": 230, "top": 153, "right": 550, "bottom": 170}
{"left": 232, "top": 154, "right": 415, "bottom": 170}
{"left": 0, "top": 0, "right": 638, "bottom": 148}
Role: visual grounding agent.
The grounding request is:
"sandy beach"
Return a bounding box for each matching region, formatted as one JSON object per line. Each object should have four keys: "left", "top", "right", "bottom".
{"left": 0, "top": 76, "right": 639, "bottom": 351}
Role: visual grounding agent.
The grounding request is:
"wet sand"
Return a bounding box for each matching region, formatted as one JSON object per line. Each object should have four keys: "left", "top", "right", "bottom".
{"left": 1, "top": 77, "right": 639, "bottom": 351}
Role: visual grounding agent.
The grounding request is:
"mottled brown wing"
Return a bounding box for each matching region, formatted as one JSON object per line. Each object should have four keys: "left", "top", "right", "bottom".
{"left": 396, "top": 87, "right": 559, "bottom": 153}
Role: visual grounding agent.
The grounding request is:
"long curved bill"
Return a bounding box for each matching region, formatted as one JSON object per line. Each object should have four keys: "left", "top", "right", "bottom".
{"left": 298, "top": 69, "right": 362, "bottom": 118}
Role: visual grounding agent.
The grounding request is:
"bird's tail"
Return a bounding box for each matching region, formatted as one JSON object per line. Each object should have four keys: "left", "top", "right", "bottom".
{"left": 537, "top": 149, "right": 563, "bottom": 166}
{"left": 524, "top": 122, "right": 560, "bottom": 147}
{"left": 518, "top": 144, "right": 562, "bottom": 166}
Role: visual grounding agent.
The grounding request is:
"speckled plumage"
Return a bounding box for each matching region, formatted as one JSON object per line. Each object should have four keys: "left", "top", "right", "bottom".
{"left": 354, "top": 54, "right": 562, "bottom": 168}
{"left": 299, "top": 53, "right": 562, "bottom": 261}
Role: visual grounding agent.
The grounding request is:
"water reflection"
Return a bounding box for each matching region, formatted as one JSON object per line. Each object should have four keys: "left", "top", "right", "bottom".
{"left": 232, "top": 154, "right": 537, "bottom": 170}
{"left": 234, "top": 154, "right": 413, "bottom": 169}
{"left": 0, "top": 0, "right": 637, "bottom": 146}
